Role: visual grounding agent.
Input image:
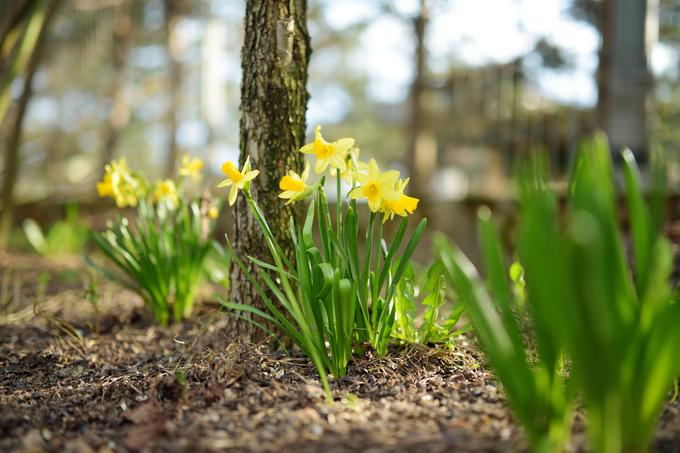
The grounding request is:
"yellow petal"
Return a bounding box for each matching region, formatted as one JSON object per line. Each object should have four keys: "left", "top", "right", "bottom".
{"left": 314, "top": 158, "right": 329, "bottom": 174}
{"left": 222, "top": 162, "right": 242, "bottom": 182}
{"left": 367, "top": 159, "right": 380, "bottom": 178}
{"left": 354, "top": 172, "right": 370, "bottom": 186}
{"left": 228, "top": 184, "right": 239, "bottom": 206}
{"left": 333, "top": 137, "right": 355, "bottom": 153}
{"left": 329, "top": 152, "right": 347, "bottom": 171}
{"left": 401, "top": 194, "right": 419, "bottom": 213}
{"left": 367, "top": 195, "right": 382, "bottom": 212}
{"left": 241, "top": 170, "right": 259, "bottom": 182}
{"left": 279, "top": 175, "right": 305, "bottom": 192}
{"left": 299, "top": 143, "right": 314, "bottom": 154}
{"left": 243, "top": 156, "right": 252, "bottom": 173}
{"left": 348, "top": 186, "right": 363, "bottom": 199}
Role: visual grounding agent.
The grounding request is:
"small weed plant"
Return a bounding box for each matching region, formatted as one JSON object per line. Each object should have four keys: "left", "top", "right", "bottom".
{"left": 90, "top": 156, "right": 222, "bottom": 326}
{"left": 392, "top": 261, "right": 467, "bottom": 348}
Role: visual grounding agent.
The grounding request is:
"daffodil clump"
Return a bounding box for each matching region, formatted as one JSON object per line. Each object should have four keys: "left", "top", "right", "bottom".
{"left": 220, "top": 125, "right": 427, "bottom": 402}
{"left": 90, "top": 155, "right": 222, "bottom": 326}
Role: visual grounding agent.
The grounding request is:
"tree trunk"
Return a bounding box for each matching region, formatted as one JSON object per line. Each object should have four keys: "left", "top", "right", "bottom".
{"left": 405, "top": 0, "right": 429, "bottom": 204}
{"left": 596, "top": 0, "right": 651, "bottom": 159}
{"left": 0, "top": 0, "right": 57, "bottom": 250}
{"left": 230, "top": 0, "right": 310, "bottom": 340}
{"left": 163, "top": 0, "right": 182, "bottom": 177}
{"left": 102, "top": 1, "right": 134, "bottom": 168}
{"left": 0, "top": 0, "right": 48, "bottom": 126}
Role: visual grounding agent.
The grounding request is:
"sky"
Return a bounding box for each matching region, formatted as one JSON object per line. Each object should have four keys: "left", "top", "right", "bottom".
{"left": 321, "top": 0, "right": 600, "bottom": 108}
{"left": 315, "top": 0, "right": 676, "bottom": 114}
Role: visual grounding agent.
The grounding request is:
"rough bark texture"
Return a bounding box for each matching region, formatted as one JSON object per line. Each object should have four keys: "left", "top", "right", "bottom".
{"left": 0, "top": 0, "right": 57, "bottom": 250}
{"left": 230, "top": 0, "right": 310, "bottom": 340}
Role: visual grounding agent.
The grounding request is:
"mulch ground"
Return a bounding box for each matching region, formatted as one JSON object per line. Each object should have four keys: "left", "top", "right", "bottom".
{"left": 1, "top": 252, "right": 680, "bottom": 452}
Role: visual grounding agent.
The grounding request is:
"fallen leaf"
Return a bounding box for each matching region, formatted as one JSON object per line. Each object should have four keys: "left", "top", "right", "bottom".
{"left": 122, "top": 402, "right": 166, "bottom": 451}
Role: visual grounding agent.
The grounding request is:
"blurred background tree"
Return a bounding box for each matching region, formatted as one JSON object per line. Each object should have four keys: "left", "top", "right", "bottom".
{"left": 1, "top": 0, "right": 679, "bottom": 251}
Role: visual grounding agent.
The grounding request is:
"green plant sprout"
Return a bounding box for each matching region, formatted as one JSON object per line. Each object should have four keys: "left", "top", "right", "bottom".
{"left": 437, "top": 133, "right": 680, "bottom": 453}
{"left": 23, "top": 203, "right": 89, "bottom": 257}
{"left": 392, "top": 261, "right": 467, "bottom": 348}
{"left": 436, "top": 212, "right": 571, "bottom": 452}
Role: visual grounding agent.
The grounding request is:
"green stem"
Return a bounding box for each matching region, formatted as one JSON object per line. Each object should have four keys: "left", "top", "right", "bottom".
{"left": 336, "top": 173, "right": 342, "bottom": 236}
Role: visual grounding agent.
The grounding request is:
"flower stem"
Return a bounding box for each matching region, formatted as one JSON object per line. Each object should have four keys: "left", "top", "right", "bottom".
{"left": 336, "top": 173, "right": 342, "bottom": 234}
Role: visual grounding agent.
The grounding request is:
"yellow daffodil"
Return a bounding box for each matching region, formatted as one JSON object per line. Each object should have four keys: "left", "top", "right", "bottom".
{"left": 348, "top": 158, "right": 400, "bottom": 212}
{"left": 153, "top": 179, "right": 179, "bottom": 208}
{"left": 96, "top": 158, "right": 144, "bottom": 208}
{"left": 208, "top": 206, "right": 219, "bottom": 220}
{"left": 179, "top": 154, "right": 204, "bottom": 180}
{"left": 381, "top": 178, "right": 419, "bottom": 222}
{"left": 299, "top": 125, "right": 355, "bottom": 174}
{"left": 330, "top": 147, "right": 365, "bottom": 185}
{"left": 97, "top": 174, "right": 114, "bottom": 198}
{"left": 279, "top": 161, "right": 312, "bottom": 204}
{"left": 217, "top": 156, "right": 259, "bottom": 206}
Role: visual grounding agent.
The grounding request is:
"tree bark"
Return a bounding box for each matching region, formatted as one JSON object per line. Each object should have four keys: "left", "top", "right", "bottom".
{"left": 405, "top": 0, "right": 430, "bottom": 206}
{"left": 163, "top": 0, "right": 182, "bottom": 177}
{"left": 0, "top": 0, "right": 58, "bottom": 250}
{"left": 0, "top": 0, "right": 33, "bottom": 59}
{"left": 230, "top": 0, "right": 310, "bottom": 340}
{"left": 102, "top": 1, "right": 134, "bottom": 168}
{"left": 596, "top": 0, "right": 651, "bottom": 159}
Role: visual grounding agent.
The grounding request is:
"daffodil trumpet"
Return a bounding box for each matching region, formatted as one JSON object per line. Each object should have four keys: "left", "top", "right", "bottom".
{"left": 217, "top": 156, "right": 260, "bottom": 206}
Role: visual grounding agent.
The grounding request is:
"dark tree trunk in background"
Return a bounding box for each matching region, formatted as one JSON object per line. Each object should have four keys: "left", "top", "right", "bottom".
{"left": 230, "top": 0, "right": 310, "bottom": 340}
{"left": 0, "top": 1, "right": 32, "bottom": 58}
{"left": 596, "top": 0, "right": 652, "bottom": 159}
{"left": 163, "top": 0, "right": 182, "bottom": 177}
{"left": 0, "top": 0, "right": 57, "bottom": 250}
{"left": 102, "top": 1, "right": 134, "bottom": 168}
{"left": 406, "top": 0, "right": 431, "bottom": 206}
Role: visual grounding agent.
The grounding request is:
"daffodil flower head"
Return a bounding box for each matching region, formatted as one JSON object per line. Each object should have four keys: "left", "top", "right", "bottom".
{"left": 348, "top": 158, "right": 400, "bottom": 212}
{"left": 97, "top": 174, "right": 114, "bottom": 198}
{"left": 299, "top": 125, "right": 355, "bottom": 174}
{"left": 381, "top": 177, "right": 419, "bottom": 222}
{"left": 179, "top": 154, "right": 204, "bottom": 180}
{"left": 217, "top": 156, "right": 259, "bottom": 206}
{"left": 153, "top": 179, "right": 179, "bottom": 209}
{"left": 279, "top": 160, "right": 314, "bottom": 205}
{"left": 97, "top": 158, "right": 145, "bottom": 208}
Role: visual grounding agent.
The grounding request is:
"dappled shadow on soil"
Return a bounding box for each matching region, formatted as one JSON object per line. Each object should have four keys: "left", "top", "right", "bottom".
{"left": 1, "top": 253, "right": 680, "bottom": 452}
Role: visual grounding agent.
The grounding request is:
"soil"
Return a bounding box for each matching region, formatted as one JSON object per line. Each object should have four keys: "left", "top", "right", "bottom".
{"left": 1, "top": 252, "right": 680, "bottom": 452}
